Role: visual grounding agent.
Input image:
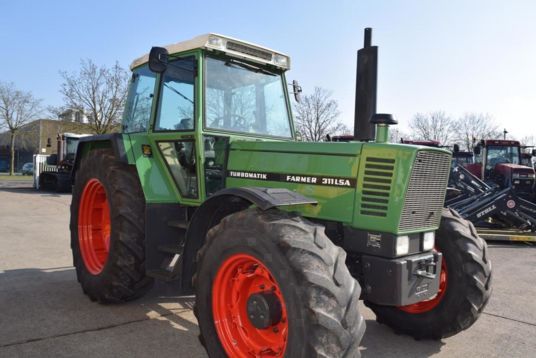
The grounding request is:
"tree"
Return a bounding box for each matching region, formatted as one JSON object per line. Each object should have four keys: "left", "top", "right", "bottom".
{"left": 59, "top": 59, "right": 129, "bottom": 134}
{"left": 294, "top": 87, "right": 348, "bottom": 141}
{"left": 520, "top": 135, "right": 536, "bottom": 147}
{"left": 409, "top": 111, "right": 457, "bottom": 146}
{"left": 454, "top": 113, "right": 501, "bottom": 151}
{"left": 0, "top": 82, "right": 42, "bottom": 175}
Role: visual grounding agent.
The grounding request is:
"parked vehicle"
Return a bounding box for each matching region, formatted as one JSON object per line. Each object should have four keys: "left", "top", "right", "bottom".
{"left": 21, "top": 162, "right": 34, "bottom": 175}
{"left": 37, "top": 133, "right": 90, "bottom": 191}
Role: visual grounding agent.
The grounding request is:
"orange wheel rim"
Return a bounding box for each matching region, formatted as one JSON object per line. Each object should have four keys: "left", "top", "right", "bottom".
{"left": 398, "top": 251, "right": 448, "bottom": 314}
{"left": 78, "top": 179, "right": 111, "bottom": 275}
{"left": 212, "top": 253, "right": 288, "bottom": 357}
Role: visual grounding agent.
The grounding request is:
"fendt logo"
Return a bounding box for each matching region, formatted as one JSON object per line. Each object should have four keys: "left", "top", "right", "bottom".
{"left": 476, "top": 204, "right": 497, "bottom": 218}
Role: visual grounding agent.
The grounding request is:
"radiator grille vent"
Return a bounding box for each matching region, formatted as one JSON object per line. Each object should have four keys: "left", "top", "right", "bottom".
{"left": 399, "top": 151, "right": 451, "bottom": 231}
{"left": 360, "top": 157, "right": 395, "bottom": 217}
{"left": 226, "top": 41, "right": 273, "bottom": 61}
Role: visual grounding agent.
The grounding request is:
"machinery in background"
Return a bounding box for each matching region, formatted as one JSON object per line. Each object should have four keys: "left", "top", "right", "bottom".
{"left": 35, "top": 133, "right": 90, "bottom": 192}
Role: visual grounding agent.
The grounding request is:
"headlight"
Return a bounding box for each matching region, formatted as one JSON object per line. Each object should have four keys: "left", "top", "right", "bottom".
{"left": 396, "top": 235, "right": 409, "bottom": 256}
{"left": 423, "top": 232, "right": 435, "bottom": 251}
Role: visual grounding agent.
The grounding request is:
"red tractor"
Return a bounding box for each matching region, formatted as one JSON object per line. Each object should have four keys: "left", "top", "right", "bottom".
{"left": 466, "top": 139, "right": 535, "bottom": 200}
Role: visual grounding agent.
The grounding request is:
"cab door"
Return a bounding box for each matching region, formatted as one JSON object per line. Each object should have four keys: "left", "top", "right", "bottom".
{"left": 147, "top": 53, "right": 203, "bottom": 205}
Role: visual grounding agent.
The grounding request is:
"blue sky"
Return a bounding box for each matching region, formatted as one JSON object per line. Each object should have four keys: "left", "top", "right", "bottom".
{"left": 1, "top": 0, "right": 535, "bottom": 139}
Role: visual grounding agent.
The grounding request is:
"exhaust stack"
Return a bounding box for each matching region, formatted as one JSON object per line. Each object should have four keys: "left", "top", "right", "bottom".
{"left": 354, "top": 28, "right": 378, "bottom": 141}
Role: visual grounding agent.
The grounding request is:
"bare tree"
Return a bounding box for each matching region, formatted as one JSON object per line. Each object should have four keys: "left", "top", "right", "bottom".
{"left": 454, "top": 113, "right": 501, "bottom": 151}
{"left": 294, "top": 87, "right": 347, "bottom": 141}
{"left": 0, "top": 82, "right": 42, "bottom": 175}
{"left": 520, "top": 135, "right": 536, "bottom": 147}
{"left": 409, "top": 111, "right": 457, "bottom": 146}
{"left": 59, "top": 59, "right": 128, "bottom": 134}
{"left": 388, "top": 127, "right": 409, "bottom": 144}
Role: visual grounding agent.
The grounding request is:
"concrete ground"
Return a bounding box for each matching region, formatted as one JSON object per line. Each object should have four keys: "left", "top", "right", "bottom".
{"left": 0, "top": 184, "right": 535, "bottom": 357}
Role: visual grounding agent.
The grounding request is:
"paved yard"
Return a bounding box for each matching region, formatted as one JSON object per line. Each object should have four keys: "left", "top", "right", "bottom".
{"left": 0, "top": 186, "right": 535, "bottom": 357}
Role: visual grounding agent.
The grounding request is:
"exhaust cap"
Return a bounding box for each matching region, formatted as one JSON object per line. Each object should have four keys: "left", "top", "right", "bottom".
{"left": 371, "top": 113, "right": 397, "bottom": 125}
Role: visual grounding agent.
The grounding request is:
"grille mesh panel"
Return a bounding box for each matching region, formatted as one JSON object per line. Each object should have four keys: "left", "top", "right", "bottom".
{"left": 360, "top": 157, "right": 395, "bottom": 217}
{"left": 226, "top": 41, "right": 273, "bottom": 61}
{"left": 399, "top": 151, "right": 451, "bottom": 231}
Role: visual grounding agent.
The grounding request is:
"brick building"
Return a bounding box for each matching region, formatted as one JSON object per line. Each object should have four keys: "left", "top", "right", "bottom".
{"left": 0, "top": 119, "right": 92, "bottom": 172}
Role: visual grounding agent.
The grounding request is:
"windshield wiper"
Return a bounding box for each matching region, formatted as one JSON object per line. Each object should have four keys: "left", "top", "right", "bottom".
{"left": 164, "top": 83, "right": 194, "bottom": 104}
{"left": 225, "top": 59, "right": 277, "bottom": 76}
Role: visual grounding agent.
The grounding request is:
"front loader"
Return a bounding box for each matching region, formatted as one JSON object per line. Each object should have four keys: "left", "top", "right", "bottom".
{"left": 69, "top": 29, "right": 492, "bottom": 357}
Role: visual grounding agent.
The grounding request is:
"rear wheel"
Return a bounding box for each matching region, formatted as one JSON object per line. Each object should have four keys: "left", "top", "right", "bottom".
{"left": 367, "top": 208, "right": 492, "bottom": 339}
{"left": 194, "top": 208, "right": 365, "bottom": 357}
{"left": 70, "top": 149, "right": 153, "bottom": 303}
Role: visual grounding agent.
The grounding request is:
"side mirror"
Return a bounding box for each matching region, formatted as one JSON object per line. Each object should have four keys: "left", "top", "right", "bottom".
{"left": 295, "top": 130, "right": 303, "bottom": 141}
{"left": 474, "top": 145, "right": 481, "bottom": 155}
{"left": 292, "top": 80, "right": 302, "bottom": 103}
{"left": 532, "top": 149, "right": 536, "bottom": 156}
{"left": 453, "top": 144, "right": 460, "bottom": 153}
{"left": 149, "top": 47, "right": 169, "bottom": 73}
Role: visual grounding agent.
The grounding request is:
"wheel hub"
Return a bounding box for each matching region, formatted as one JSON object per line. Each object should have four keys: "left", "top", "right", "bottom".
{"left": 212, "top": 253, "right": 288, "bottom": 357}
{"left": 246, "top": 292, "right": 283, "bottom": 329}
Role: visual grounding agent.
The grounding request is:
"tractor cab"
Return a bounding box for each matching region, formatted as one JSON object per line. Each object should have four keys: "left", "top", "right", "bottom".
{"left": 468, "top": 139, "right": 535, "bottom": 196}
{"left": 123, "top": 34, "right": 297, "bottom": 200}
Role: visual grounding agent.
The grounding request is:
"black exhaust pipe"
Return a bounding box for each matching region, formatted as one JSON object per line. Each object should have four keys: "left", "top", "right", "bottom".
{"left": 354, "top": 28, "right": 378, "bottom": 141}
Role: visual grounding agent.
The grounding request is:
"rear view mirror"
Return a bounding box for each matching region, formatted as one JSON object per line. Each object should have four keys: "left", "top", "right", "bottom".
{"left": 292, "top": 80, "right": 302, "bottom": 103}
{"left": 149, "top": 47, "right": 169, "bottom": 73}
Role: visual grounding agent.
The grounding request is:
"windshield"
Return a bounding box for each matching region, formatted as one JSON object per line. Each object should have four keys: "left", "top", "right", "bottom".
{"left": 486, "top": 145, "right": 520, "bottom": 169}
{"left": 65, "top": 137, "right": 80, "bottom": 160}
{"left": 205, "top": 56, "right": 292, "bottom": 138}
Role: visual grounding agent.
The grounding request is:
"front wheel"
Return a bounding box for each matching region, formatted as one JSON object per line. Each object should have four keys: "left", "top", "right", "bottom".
{"left": 194, "top": 208, "right": 365, "bottom": 357}
{"left": 367, "top": 208, "right": 492, "bottom": 339}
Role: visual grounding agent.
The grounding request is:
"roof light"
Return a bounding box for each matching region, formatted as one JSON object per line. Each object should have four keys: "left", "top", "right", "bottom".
{"left": 207, "top": 35, "right": 225, "bottom": 50}
{"left": 273, "top": 54, "right": 289, "bottom": 68}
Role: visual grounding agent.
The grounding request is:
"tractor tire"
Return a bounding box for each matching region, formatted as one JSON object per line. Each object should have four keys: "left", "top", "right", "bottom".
{"left": 70, "top": 149, "right": 153, "bottom": 303}
{"left": 194, "top": 208, "right": 365, "bottom": 358}
{"left": 366, "top": 208, "right": 492, "bottom": 339}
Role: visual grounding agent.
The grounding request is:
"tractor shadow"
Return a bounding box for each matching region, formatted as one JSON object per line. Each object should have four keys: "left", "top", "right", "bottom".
{"left": 1, "top": 266, "right": 454, "bottom": 357}
{"left": 359, "top": 317, "right": 444, "bottom": 357}
{"left": 0, "top": 267, "right": 207, "bottom": 357}
{"left": 0, "top": 186, "right": 69, "bottom": 198}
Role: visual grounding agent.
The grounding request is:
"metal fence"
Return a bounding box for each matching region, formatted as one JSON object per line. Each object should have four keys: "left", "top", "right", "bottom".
{"left": 33, "top": 154, "right": 58, "bottom": 189}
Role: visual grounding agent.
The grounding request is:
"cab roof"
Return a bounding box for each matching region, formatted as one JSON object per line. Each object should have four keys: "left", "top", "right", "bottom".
{"left": 130, "top": 33, "right": 290, "bottom": 71}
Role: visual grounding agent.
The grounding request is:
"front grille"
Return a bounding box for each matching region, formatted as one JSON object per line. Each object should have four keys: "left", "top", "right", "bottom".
{"left": 360, "top": 157, "right": 395, "bottom": 217}
{"left": 399, "top": 151, "right": 451, "bottom": 231}
{"left": 226, "top": 41, "right": 273, "bottom": 61}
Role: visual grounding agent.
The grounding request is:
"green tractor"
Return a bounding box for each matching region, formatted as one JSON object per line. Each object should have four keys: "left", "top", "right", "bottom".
{"left": 70, "top": 29, "right": 492, "bottom": 357}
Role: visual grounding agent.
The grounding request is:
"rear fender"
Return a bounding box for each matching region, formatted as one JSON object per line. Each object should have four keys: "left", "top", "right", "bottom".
{"left": 71, "top": 134, "right": 129, "bottom": 182}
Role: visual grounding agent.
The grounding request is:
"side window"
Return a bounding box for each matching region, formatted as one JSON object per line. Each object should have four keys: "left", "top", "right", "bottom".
{"left": 123, "top": 66, "right": 156, "bottom": 133}
{"left": 157, "top": 141, "right": 198, "bottom": 199}
{"left": 155, "top": 56, "right": 196, "bottom": 131}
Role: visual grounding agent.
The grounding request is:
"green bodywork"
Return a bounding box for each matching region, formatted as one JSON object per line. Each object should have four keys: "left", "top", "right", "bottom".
{"left": 84, "top": 45, "right": 451, "bottom": 237}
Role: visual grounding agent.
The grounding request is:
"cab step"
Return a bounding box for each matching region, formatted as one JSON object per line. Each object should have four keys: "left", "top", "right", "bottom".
{"left": 168, "top": 220, "right": 189, "bottom": 230}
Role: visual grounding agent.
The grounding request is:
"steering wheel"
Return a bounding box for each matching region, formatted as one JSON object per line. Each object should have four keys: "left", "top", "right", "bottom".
{"left": 210, "top": 114, "right": 249, "bottom": 131}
